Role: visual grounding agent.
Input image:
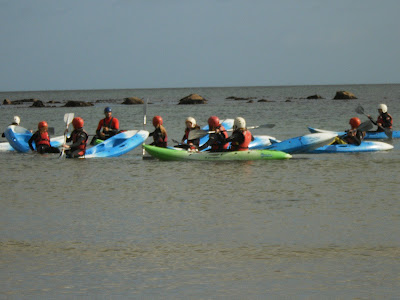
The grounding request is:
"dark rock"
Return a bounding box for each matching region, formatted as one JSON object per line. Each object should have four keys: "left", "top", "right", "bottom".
{"left": 122, "top": 97, "right": 144, "bottom": 104}
{"left": 226, "top": 96, "right": 255, "bottom": 101}
{"left": 257, "top": 99, "right": 274, "bottom": 102}
{"left": 31, "top": 100, "right": 45, "bottom": 107}
{"left": 64, "top": 100, "right": 93, "bottom": 107}
{"left": 307, "top": 94, "right": 324, "bottom": 99}
{"left": 178, "top": 94, "right": 207, "bottom": 105}
{"left": 247, "top": 100, "right": 254, "bottom": 103}
{"left": 333, "top": 91, "right": 357, "bottom": 100}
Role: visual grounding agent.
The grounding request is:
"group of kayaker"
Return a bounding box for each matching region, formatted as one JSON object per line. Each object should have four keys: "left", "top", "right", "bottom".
{"left": 334, "top": 103, "right": 393, "bottom": 145}
{"left": 148, "top": 114, "right": 255, "bottom": 152}
{"left": 3, "top": 103, "right": 394, "bottom": 156}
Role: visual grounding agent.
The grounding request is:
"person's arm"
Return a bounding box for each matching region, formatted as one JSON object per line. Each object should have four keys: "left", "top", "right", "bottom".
{"left": 198, "top": 134, "right": 217, "bottom": 151}
{"left": 28, "top": 132, "right": 37, "bottom": 151}
{"left": 110, "top": 118, "right": 119, "bottom": 134}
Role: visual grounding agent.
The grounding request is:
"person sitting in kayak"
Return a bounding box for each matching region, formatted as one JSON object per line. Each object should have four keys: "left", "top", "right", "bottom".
{"left": 332, "top": 117, "right": 365, "bottom": 145}
{"left": 149, "top": 115, "right": 167, "bottom": 147}
{"left": 63, "top": 117, "right": 89, "bottom": 158}
{"left": 2, "top": 116, "right": 21, "bottom": 137}
{"left": 92, "top": 107, "right": 119, "bottom": 144}
{"left": 28, "top": 121, "right": 61, "bottom": 154}
{"left": 198, "top": 116, "right": 229, "bottom": 152}
{"left": 225, "top": 117, "right": 254, "bottom": 151}
{"left": 176, "top": 117, "right": 201, "bottom": 150}
{"left": 367, "top": 104, "right": 393, "bottom": 132}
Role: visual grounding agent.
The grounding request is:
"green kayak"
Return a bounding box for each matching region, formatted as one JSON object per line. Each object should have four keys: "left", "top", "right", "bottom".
{"left": 143, "top": 145, "right": 292, "bottom": 161}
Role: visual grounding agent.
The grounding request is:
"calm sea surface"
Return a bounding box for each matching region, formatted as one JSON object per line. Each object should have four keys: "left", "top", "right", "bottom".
{"left": 1, "top": 85, "right": 399, "bottom": 299}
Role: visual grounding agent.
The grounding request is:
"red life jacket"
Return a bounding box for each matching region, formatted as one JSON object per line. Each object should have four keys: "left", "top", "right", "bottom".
{"left": 210, "top": 125, "right": 229, "bottom": 151}
{"left": 377, "top": 113, "right": 393, "bottom": 129}
{"left": 35, "top": 131, "right": 50, "bottom": 146}
{"left": 231, "top": 130, "right": 252, "bottom": 151}
{"left": 72, "top": 129, "right": 88, "bottom": 154}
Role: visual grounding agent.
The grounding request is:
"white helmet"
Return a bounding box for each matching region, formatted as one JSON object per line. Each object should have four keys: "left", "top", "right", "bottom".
{"left": 378, "top": 104, "right": 387, "bottom": 113}
{"left": 233, "top": 117, "right": 246, "bottom": 130}
{"left": 13, "top": 116, "right": 21, "bottom": 125}
{"left": 185, "top": 117, "right": 196, "bottom": 127}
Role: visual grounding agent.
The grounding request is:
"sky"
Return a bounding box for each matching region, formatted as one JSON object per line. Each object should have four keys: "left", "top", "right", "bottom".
{"left": 1, "top": 0, "right": 400, "bottom": 91}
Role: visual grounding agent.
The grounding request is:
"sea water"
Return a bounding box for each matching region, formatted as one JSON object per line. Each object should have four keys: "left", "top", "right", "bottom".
{"left": 1, "top": 84, "right": 399, "bottom": 298}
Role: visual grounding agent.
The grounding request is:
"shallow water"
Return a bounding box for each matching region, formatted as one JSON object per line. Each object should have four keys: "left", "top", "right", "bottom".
{"left": 1, "top": 84, "right": 399, "bottom": 298}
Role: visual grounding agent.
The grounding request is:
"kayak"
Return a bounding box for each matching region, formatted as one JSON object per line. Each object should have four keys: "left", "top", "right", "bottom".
{"left": 264, "top": 132, "right": 337, "bottom": 154}
{"left": 308, "top": 127, "right": 399, "bottom": 139}
{"left": 4, "top": 125, "right": 64, "bottom": 153}
{"left": 308, "top": 141, "right": 393, "bottom": 153}
{"left": 83, "top": 130, "right": 149, "bottom": 158}
{"left": 0, "top": 141, "right": 14, "bottom": 151}
{"left": 143, "top": 144, "right": 292, "bottom": 161}
{"left": 249, "top": 135, "right": 279, "bottom": 150}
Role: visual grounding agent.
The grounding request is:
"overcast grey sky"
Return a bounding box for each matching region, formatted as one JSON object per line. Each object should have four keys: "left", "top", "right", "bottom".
{"left": 1, "top": 0, "right": 399, "bottom": 91}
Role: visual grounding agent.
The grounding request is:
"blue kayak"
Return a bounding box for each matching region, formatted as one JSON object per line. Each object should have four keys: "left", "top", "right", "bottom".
{"left": 308, "top": 127, "right": 399, "bottom": 139}
{"left": 249, "top": 135, "right": 279, "bottom": 150}
{"left": 309, "top": 141, "right": 393, "bottom": 153}
{"left": 83, "top": 130, "right": 149, "bottom": 158}
{"left": 264, "top": 132, "right": 337, "bottom": 154}
{"left": 4, "top": 125, "right": 64, "bottom": 153}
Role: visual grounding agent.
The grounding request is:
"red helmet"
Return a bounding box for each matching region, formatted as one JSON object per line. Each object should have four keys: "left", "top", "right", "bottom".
{"left": 208, "top": 116, "right": 220, "bottom": 128}
{"left": 72, "top": 117, "right": 84, "bottom": 129}
{"left": 349, "top": 117, "right": 361, "bottom": 129}
{"left": 38, "top": 121, "right": 48, "bottom": 129}
{"left": 153, "top": 115, "right": 163, "bottom": 127}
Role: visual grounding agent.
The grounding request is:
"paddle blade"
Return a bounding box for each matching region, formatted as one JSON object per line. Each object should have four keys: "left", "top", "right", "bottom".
{"left": 358, "top": 120, "right": 373, "bottom": 132}
{"left": 64, "top": 113, "right": 75, "bottom": 126}
{"left": 255, "top": 123, "right": 275, "bottom": 129}
{"left": 355, "top": 105, "right": 365, "bottom": 115}
{"left": 188, "top": 129, "right": 208, "bottom": 140}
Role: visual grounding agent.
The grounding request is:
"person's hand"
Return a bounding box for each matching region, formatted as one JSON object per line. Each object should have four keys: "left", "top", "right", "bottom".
{"left": 62, "top": 144, "right": 70, "bottom": 149}
{"left": 99, "top": 132, "right": 106, "bottom": 139}
{"left": 103, "top": 127, "right": 109, "bottom": 132}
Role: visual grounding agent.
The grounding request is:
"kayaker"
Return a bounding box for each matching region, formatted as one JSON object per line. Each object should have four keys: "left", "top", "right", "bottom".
{"left": 149, "top": 115, "right": 168, "bottom": 147}
{"left": 92, "top": 107, "right": 120, "bottom": 144}
{"left": 2, "top": 116, "right": 21, "bottom": 137}
{"left": 198, "top": 116, "right": 229, "bottom": 152}
{"left": 367, "top": 104, "right": 393, "bottom": 132}
{"left": 225, "top": 117, "right": 254, "bottom": 151}
{"left": 63, "top": 117, "right": 89, "bottom": 158}
{"left": 332, "top": 117, "right": 365, "bottom": 145}
{"left": 177, "top": 117, "right": 200, "bottom": 150}
{"left": 28, "top": 121, "right": 61, "bottom": 154}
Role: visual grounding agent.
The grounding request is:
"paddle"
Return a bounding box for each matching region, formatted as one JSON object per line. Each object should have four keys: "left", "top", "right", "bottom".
{"left": 188, "top": 123, "right": 275, "bottom": 140}
{"left": 59, "top": 113, "right": 75, "bottom": 158}
{"left": 355, "top": 105, "right": 392, "bottom": 139}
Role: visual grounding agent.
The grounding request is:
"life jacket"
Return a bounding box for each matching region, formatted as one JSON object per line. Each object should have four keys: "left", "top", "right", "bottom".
{"left": 210, "top": 125, "right": 229, "bottom": 151}
{"left": 35, "top": 131, "right": 50, "bottom": 146}
{"left": 153, "top": 127, "right": 167, "bottom": 147}
{"left": 377, "top": 113, "right": 393, "bottom": 130}
{"left": 102, "top": 117, "right": 115, "bottom": 131}
{"left": 230, "top": 130, "right": 252, "bottom": 151}
{"left": 344, "top": 130, "right": 364, "bottom": 145}
{"left": 71, "top": 129, "right": 88, "bottom": 154}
